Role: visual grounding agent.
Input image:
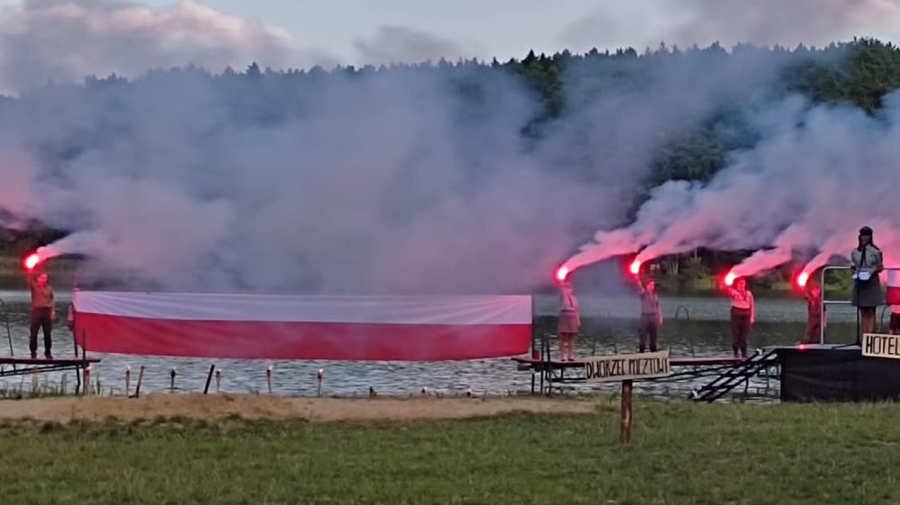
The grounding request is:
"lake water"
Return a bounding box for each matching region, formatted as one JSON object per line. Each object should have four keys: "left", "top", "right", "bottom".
{"left": 0, "top": 291, "right": 874, "bottom": 399}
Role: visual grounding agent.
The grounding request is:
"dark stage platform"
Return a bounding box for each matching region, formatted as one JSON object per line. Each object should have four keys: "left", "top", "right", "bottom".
{"left": 512, "top": 355, "right": 744, "bottom": 369}
{"left": 777, "top": 344, "right": 900, "bottom": 402}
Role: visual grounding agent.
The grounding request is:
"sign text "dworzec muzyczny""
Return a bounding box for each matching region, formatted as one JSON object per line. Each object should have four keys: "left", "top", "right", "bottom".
{"left": 583, "top": 351, "right": 671, "bottom": 382}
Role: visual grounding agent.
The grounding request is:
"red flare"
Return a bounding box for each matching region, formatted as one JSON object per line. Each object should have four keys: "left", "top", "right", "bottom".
{"left": 629, "top": 259, "right": 641, "bottom": 276}
{"left": 23, "top": 252, "right": 41, "bottom": 271}
{"left": 724, "top": 271, "right": 737, "bottom": 287}
{"left": 796, "top": 271, "right": 810, "bottom": 288}
{"left": 798, "top": 343, "right": 807, "bottom": 351}
{"left": 555, "top": 266, "right": 569, "bottom": 283}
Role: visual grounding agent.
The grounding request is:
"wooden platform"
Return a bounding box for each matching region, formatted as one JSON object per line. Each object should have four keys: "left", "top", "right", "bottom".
{"left": 0, "top": 357, "right": 101, "bottom": 366}
{"left": 512, "top": 355, "right": 745, "bottom": 369}
{"left": 0, "top": 355, "right": 101, "bottom": 380}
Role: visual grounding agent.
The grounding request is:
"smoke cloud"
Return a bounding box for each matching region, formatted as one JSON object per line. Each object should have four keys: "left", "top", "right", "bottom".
{"left": 0, "top": 39, "right": 808, "bottom": 294}
{"left": 570, "top": 90, "right": 900, "bottom": 279}
{"left": 0, "top": 1, "right": 890, "bottom": 294}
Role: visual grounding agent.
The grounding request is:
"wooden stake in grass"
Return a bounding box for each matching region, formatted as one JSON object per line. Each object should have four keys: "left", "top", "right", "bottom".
{"left": 134, "top": 366, "right": 145, "bottom": 398}
{"left": 266, "top": 365, "right": 273, "bottom": 394}
{"left": 170, "top": 368, "right": 176, "bottom": 393}
{"left": 125, "top": 366, "right": 131, "bottom": 397}
{"left": 621, "top": 380, "right": 633, "bottom": 445}
{"left": 215, "top": 368, "right": 222, "bottom": 393}
{"left": 317, "top": 368, "right": 324, "bottom": 397}
{"left": 203, "top": 365, "right": 215, "bottom": 394}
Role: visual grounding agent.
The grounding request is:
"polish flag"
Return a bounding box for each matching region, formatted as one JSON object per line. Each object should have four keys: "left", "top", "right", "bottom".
{"left": 73, "top": 291, "right": 532, "bottom": 361}
{"left": 887, "top": 271, "right": 900, "bottom": 306}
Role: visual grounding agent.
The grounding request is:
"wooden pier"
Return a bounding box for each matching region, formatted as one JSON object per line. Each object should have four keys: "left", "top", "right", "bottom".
{"left": 512, "top": 353, "right": 769, "bottom": 397}
{"left": 0, "top": 356, "right": 101, "bottom": 377}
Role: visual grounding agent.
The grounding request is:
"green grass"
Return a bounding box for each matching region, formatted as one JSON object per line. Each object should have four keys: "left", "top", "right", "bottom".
{"left": 2, "top": 398, "right": 900, "bottom": 504}
{"left": 0, "top": 373, "right": 105, "bottom": 399}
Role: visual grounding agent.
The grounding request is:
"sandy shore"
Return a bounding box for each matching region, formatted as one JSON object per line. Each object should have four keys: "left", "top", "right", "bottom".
{"left": 0, "top": 394, "right": 597, "bottom": 422}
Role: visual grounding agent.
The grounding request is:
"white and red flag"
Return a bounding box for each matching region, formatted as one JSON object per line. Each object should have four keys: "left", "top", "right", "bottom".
{"left": 72, "top": 291, "right": 532, "bottom": 361}
{"left": 887, "top": 271, "right": 900, "bottom": 306}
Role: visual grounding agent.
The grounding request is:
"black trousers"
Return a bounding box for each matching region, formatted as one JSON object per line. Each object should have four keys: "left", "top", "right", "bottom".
{"left": 731, "top": 307, "right": 751, "bottom": 358}
{"left": 806, "top": 316, "right": 822, "bottom": 343}
{"left": 29, "top": 307, "right": 53, "bottom": 357}
{"left": 639, "top": 314, "right": 659, "bottom": 353}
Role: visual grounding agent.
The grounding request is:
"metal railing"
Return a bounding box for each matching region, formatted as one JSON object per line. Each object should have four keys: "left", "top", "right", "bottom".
{"left": 819, "top": 265, "right": 900, "bottom": 344}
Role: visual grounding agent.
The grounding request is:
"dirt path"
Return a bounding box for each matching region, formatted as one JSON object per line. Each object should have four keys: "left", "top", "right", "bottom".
{"left": 0, "top": 394, "right": 597, "bottom": 422}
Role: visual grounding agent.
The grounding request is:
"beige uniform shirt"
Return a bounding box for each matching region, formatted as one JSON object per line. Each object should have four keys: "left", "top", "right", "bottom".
{"left": 851, "top": 246, "right": 883, "bottom": 272}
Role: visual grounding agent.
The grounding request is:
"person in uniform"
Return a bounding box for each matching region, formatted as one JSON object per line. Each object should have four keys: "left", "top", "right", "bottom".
{"left": 27, "top": 270, "right": 55, "bottom": 359}
{"left": 850, "top": 226, "right": 884, "bottom": 339}
{"left": 557, "top": 280, "right": 580, "bottom": 361}
{"left": 728, "top": 277, "right": 754, "bottom": 359}
{"left": 636, "top": 277, "right": 663, "bottom": 353}
{"left": 805, "top": 283, "right": 825, "bottom": 344}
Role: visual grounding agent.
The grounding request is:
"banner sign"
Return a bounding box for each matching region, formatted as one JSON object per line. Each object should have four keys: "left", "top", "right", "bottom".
{"left": 862, "top": 333, "right": 900, "bottom": 360}
{"left": 583, "top": 351, "right": 671, "bottom": 382}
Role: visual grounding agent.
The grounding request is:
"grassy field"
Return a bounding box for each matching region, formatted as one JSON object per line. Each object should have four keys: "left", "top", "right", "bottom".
{"left": 2, "top": 398, "right": 900, "bottom": 504}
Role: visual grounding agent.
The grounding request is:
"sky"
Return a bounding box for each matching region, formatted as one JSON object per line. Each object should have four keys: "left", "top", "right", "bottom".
{"left": 0, "top": 0, "right": 896, "bottom": 91}
{"left": 130, "top": 0, "right": 900, "bottom": 63}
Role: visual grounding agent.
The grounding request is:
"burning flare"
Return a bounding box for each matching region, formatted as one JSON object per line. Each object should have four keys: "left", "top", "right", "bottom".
{"left": 796, "top": 271, "right": 810, "bottom": 288}
{"left": 555, "top": 266, "right": 569, "bottom": 283}
{"left": 629, "top": 259, "right": 641, "bottom": 276}
{"left": 724, "top": 271, "right": 737, "bottom": 287}
{"left": 23, "top": 252, "right": 41, "bottom": 271}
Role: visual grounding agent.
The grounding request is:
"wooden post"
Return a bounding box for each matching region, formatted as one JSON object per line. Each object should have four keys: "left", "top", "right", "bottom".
{"left": 317, "top": 368, "right": 324, "bottom": 397}
{"left": 125, "top": 366, "right": 131, "bottom": 397}
{"left": 170, "top": 368, "right": 176, "bottom": 393}
{"left": 215, "top": 368, "right": 222, "bottom": 393}
{"left": 620, "top": 380, "right": 633, "bottom": 445}
{"left": 203, "top": 365, "right": 215, "bottom": 394}
{"left": 81, "top": 329, "right": 87, "bottom": 379}
{"left": 134, "top": 366, "right": 145, "bottom": 398}
{"left": 266, "top": 365, "right": 273, "bottom": 394}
